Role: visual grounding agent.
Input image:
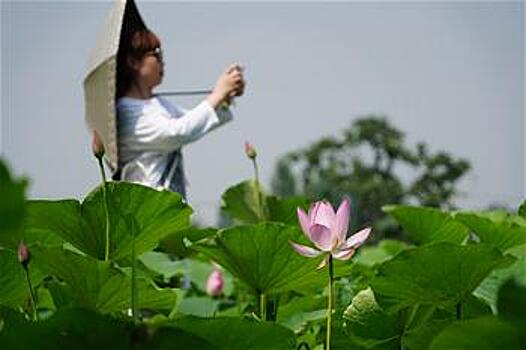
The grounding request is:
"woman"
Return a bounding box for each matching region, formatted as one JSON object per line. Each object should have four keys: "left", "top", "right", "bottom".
{"left": 115, "top": 29, "right": 245, "bottom": 200}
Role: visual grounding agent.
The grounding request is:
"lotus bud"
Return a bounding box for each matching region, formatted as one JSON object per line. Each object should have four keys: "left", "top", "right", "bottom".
{"left": 244, "top": 141, "right": 257, "bottom": 159}
{"left": 18, "top": 240, "right": 30, "bottom": 268}
{"left": 92, "top": 130, "right": 105, "bottom": 159}
{"left": 206, "top": 268, "right": 224, "bottom": 296}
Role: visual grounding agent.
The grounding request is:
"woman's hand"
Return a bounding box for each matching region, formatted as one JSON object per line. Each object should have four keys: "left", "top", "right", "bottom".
{"left": 207, "top": 64, "right": 246, "bottom": 108}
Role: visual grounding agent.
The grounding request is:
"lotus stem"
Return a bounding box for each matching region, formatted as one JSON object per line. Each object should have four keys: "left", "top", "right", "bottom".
{"left": 252, "top": 158, "right": 259, "bottom": 185}
{"left": 267, "top": 298, "right": 279, "bottom": 321}
{"left": 131, "top": 227, "right": 138, "bottom": 322}
{"left": 24, "top": 267, "right": 38, "bottom": 321}
{"left": 97, "top": 157, "right": 111, "bottom": 261}
{"left": 456, "top": 301, "right": 462, "bottom": 320}
{"left": 326, "top": 255, "right": 334, "bottom": 350}
{"left": 236, "top": 281, "right": 244, "bottom": 316}
{"left": 259, "top": 292, "right": 267, "bottom": 321}
{"left": 252, "top": 158, "right": 265, "bottom": 221}
{"left": 405, "top": 304, "right": 419, "bottom": 329}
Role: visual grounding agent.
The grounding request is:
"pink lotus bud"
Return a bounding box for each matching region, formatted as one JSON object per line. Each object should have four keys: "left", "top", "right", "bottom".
{"left": 244, "top": 141, "right": 257, "bottom": 159}
{"left": 18, "top": 240, "right": 30, "bottom": 267}
{"left": 92, "top": 130, "right": 105, "bottom": 159}
{"left": 206, "top": 268, "right": 224, "bottom": 296}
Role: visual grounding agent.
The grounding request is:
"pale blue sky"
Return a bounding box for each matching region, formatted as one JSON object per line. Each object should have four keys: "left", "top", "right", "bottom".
{"left": 1, "top": 1, "right": 524, "bottom": 224}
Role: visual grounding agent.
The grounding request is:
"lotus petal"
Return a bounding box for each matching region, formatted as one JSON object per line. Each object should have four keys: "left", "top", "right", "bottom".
{"left": 289, "top": 241, "right": 322, "bottom": 258}
{"left": 297, "top": 207, "right": 311, "bottom": 237}
{"left": 309, "top": 224, "right": 333, "bottom": 251}
{"left": 313, "top": 201, "right": 336, "bottom": 229}
{"left": 335, "top": 197, "right": 350, "bottom": 243}
{"left": 342, "top": 227, "right": 371, "bottom": 250}
{"left": 332, "top": 247, "right": 355, "bottom": 261}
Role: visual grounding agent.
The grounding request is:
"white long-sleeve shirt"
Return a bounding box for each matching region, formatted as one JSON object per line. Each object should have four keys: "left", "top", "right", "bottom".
{"left": 116, "top": 95, "right": 233, "bottom": 195}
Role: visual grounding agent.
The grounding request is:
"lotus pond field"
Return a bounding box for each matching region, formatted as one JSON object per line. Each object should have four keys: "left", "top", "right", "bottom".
{"left": 0, "top": 155, "right": 525, "bottom": 350}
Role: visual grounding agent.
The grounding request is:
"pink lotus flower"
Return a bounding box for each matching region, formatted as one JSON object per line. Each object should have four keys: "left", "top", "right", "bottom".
{"left": 92, "top": 130, "right": 105, "bottom": 159}
{"left": 289, "top": 198, "right": 371, "bottom": 269}
{"left": 206, "top": 267, "right": 224, "bottom": 296}
{"left": 18, "top": 240, "right": 30, "bottom": 267}
{"left": 244, "top": 141, "right": 257, "bottom": 159}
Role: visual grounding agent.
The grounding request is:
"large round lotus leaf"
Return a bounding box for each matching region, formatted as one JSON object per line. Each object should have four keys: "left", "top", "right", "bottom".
{"left": 371, "top": 242, "right": 509, "bottom": 312}
{"left": 429, "top": 317, "right": 522, "bottom": 350}
{"left": 343, "top": 288, "right": 496, "bottom": 350}
{"left": 343, "top": 288, "right": 403, "bottom": 348}
{"left": 276, "top": 294, "right": 326, "bottom": 332}
{"left": 221, "top": 180, "right": 309, "bottom": 225}
{"left": 194, "top": 222, "right": 354, "bottom": 295}
{"left": 158, "top": 227, "right": 217, "bottom": 258}
{"left": 266, "top": 195, "right": 310, "bottom": 225}
{"left": 383, "top": 205, "right": 468, "bottom": 245}
{"left": 354, "top": 239, "right": 410, "bottom": 267}
{"left": 221, "top": 180, "right": 268, "bottom": 223}
{"left": 474, "top": 257, "right": 526, "bottom": 312}
{"left": 172, "top": 316, "right": 296, "bottom": 350}
{"left": 10, "top": 200, "right": 82, "bottom": 252}
{"left": 454, "top": 211, "right": 526, "bottom": 254}
{"left": 0, "top": 250, "right": 45, "bottom": 308}
{"left": 0, "top": 308, "right": 217, "bottom": 350}
{"left": 498, "top": 279, "right": 526, "bottom": 331}
{"left": 32, "top": 247, "right": 179, "bottom": 313}
{"left": 19, "top": 182, "right": 192, "bottom": 263}
{"left": 83, "top": 182, "right": 192, "bottom": 262}
{"left": 0, "top": 308, "right": 133, "bottom": 350}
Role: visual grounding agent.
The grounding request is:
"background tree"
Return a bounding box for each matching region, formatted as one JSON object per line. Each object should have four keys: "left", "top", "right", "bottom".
{"left": 271, "top": 115, "right": 471, "bottom": 240}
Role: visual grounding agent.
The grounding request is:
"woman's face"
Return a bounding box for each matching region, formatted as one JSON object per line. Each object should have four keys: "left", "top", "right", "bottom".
{"left": 132, "top": 47, "right": 164, "bottom": 89}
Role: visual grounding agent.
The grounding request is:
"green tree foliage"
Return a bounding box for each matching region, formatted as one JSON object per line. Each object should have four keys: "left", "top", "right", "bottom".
{"left": 271, "top": 116, "right": 471, "bottom": 238}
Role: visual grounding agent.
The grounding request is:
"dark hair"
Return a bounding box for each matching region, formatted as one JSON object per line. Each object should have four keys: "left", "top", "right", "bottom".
{"left": 116, "top": 29, "right": 161, "bottom": 98}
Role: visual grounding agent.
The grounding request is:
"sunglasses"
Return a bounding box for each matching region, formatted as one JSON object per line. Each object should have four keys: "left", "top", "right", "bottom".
{"left": 145, "top": 47, "right": 163, "bottom": 62}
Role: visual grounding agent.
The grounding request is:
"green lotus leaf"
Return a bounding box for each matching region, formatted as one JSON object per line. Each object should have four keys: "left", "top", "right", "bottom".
{"left": 383, "top": 205, "right": 468, "bottom": 245}
{"left": 498, "top": 279, "right": 526, "bottom": 331}
{"left": 194, "top": 222, "right": 353, "bottom": 295}
{"left": 221, "top": 180, "right": 309, "bottom": 225}
{"left": 0, "top": 308, "right": 217, "bottom": 350}
{"left": 371, "top": 243, "right": 509, "bottom": 313}
{"left": 454, "top": 211, "right": 526, "bottom": 254}
{"left": 343, "top": 288, "right": 403, "bottom": 348}
{"left": 429, "top": 316, "right": 522, "bottom": 350}
{"left": 158, "top": 227, "right": 217, "bottom": 258}
{"left": 19, "top": 182, "right": 192, "bottom": 263}
{"left": 170, "top": 316, "right": 296, "bottom": 350}
{"left": 32, "top": 247, "right": 179, "bottom": 313}
{"left": 0, "top": 249, "right": 45, "bottom": 308}
{"left": 354, "top": 239, "right": 410, "bottom": 267}
{"left": 474, "top": 257, "right": 525, "bottom": 312}
{"left": 0, "top": 307, "right": 134, "bottom": 350}
{"left": 221, "top": 180, "right": 268, "bottom": 223}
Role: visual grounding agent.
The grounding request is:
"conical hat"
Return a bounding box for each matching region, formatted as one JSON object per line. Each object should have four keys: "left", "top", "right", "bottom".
{"left": 83, "top": 0, "right": 147, "bottom": 172}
